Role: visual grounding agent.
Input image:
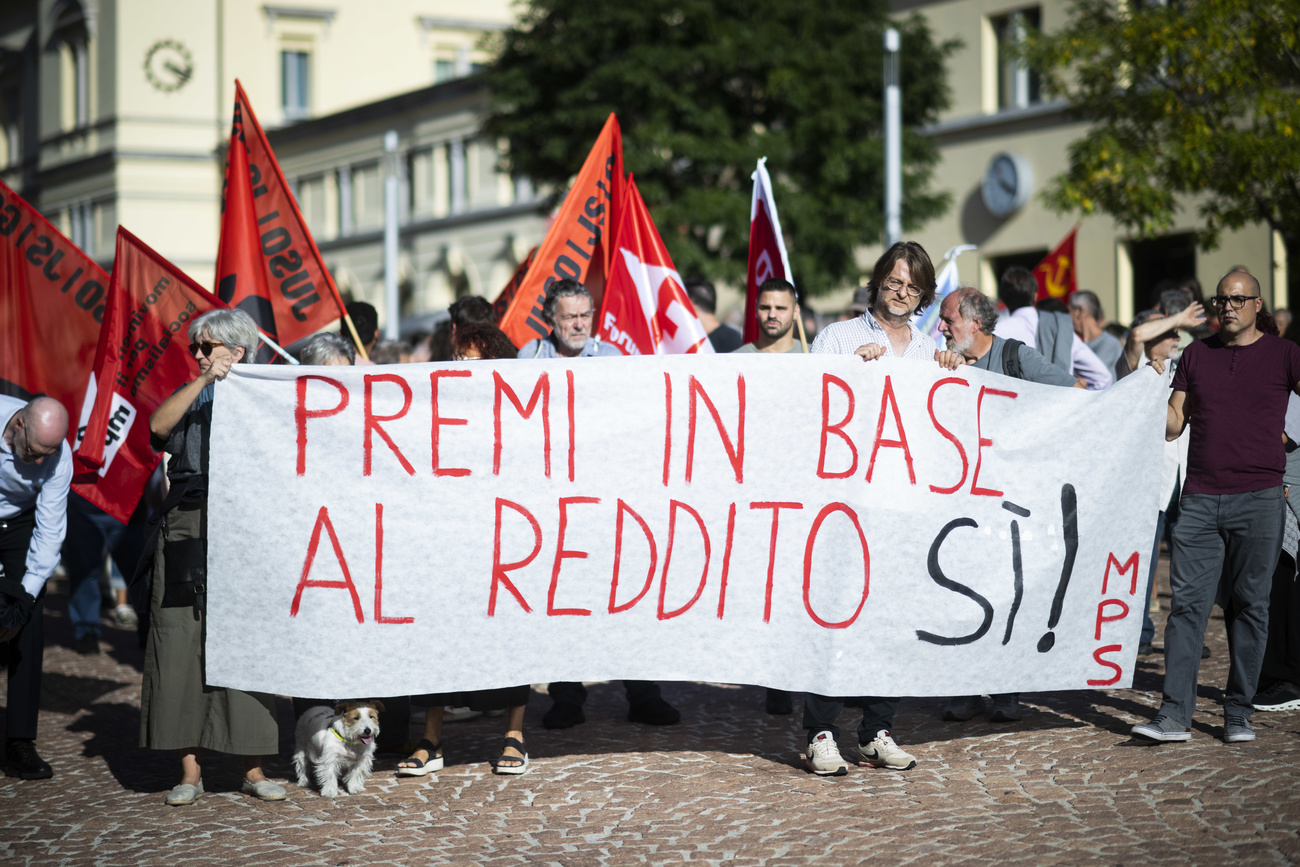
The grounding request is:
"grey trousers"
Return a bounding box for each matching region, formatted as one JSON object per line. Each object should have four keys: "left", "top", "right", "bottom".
{"left": 1160, "top": 487, "right": 1285, "bottom": 724}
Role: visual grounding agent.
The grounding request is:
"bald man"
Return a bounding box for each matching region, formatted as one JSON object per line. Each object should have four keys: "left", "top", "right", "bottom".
{"left": 0, "top": 395, "right": 72, "bottom": 779}
{"left": 1133, "top": 271, "right": 1300, "bottom": 746}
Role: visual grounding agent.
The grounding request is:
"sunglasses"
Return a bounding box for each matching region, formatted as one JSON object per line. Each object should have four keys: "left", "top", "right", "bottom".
{"left": 188, "top": 340, "right": 226, "bottom": 357}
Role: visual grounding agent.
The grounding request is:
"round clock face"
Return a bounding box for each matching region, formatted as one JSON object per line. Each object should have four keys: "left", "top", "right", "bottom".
{"left": 981, "top": 153, "right": 1032, "bottom": 218}
{"left": 144, "top": 39, "right": 194, "bottom": 93}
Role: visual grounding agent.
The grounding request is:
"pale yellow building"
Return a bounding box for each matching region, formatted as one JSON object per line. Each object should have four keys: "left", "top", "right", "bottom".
{"left": 0, "top": 0, "right": 525, "bottom": 327}
{"left": 889, "top": 0, "right": 1287, "bottom": 324}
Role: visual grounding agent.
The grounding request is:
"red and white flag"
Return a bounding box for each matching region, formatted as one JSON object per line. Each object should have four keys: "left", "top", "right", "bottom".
{"left": 597, "top": 178, "right": 713, "bottom": 356}
{"left": 215, "top": 80, "right": 349, "bottom": 360}
{"left": 73, "top": 228, "right": 224, "bottom": 522}
{"left": 743, "top": 157, "right": 794, "bottom": 344}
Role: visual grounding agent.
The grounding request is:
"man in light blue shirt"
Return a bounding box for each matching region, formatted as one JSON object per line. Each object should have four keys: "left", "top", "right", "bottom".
{"left": 0, "top": 394, "right": 72, "bottom": 780}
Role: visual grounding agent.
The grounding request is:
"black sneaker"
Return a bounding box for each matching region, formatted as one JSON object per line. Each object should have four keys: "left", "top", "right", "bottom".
{"left": 1202, "top": 645, "right": 1212, "bottom": 659}
{"left": 627, "top": 696, "right": 680, "bottom": 725}
{"left": 542, "top": 701, "right": 586, "bottom": 730}
{"left": 74, "top": 633, "right": 101, "bottom": 656}
{"left": 4, "top": 740, "right": 53, "bottom": 780}
{"left": 1254, "top": 681, "right": 1300, "bottom": 712}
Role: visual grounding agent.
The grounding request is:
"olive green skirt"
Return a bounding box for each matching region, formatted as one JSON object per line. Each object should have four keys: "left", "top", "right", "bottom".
{"left": 139, "top": 501, "right": 279, "bottom": 754}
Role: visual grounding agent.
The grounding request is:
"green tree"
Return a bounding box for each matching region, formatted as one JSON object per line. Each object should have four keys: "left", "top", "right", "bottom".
{"left": 1024, "top": 0, "right": 1300, "bottom": 250}
{"left": 482, "top": 0, "right": 957, "bottom": 294}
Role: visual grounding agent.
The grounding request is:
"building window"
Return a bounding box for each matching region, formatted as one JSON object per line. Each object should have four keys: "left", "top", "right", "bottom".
{"left": 0, "top": 87, "right": 19, "bottom": 167}
{"left": 352, "top": 161, "right": 382, "bottom": 230}
{"left": 993, "top": 8, "right": 1041, "bottom": 111}
{"left": 281, "top": 50, "right": 311, "bottom": 121}
{"left": 434, "top": 58, "right": 456, "bottom": 83}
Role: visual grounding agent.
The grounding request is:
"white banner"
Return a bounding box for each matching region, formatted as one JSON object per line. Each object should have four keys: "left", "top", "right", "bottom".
{"left": 206, "top": 356, "right": 1167, "bottom": 698}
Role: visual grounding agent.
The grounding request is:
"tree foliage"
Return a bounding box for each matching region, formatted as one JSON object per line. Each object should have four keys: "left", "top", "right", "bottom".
{"left": 1024, "top": 0, "right": 1300, "bottom": 249}
{"left": 482, "top": 0, "right": 956, "bottom": 294}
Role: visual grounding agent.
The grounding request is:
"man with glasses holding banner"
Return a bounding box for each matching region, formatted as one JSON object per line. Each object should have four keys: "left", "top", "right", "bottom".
{"left": 801, "top": 241, "right": 941, "bottom": 775}
{"left": 1133, "top": 270, "right": 1300, "bottom": 745}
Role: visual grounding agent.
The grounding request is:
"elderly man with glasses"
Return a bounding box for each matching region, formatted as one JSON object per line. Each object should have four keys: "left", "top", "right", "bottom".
{"left": 1133, "top": 269, "right": 1300, "bottom": 745}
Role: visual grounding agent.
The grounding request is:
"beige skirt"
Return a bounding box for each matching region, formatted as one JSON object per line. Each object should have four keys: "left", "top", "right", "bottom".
{"left": 138, "top": 501, "right": 279, "bottom": 754}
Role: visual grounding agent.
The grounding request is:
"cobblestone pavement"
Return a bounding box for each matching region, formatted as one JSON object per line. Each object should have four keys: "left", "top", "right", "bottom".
{"left": 3, "top": 560, "right": 1299, "bottom": 866}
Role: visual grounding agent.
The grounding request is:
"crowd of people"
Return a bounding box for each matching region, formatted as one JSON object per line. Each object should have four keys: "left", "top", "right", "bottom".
{"left": 2, "top": 239, "right": 1297, "bottom": 801}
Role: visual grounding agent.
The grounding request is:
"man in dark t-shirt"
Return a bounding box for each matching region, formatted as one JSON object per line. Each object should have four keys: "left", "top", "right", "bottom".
{"left": 1133, "top": 270, "right": 1300, "bottom": 745}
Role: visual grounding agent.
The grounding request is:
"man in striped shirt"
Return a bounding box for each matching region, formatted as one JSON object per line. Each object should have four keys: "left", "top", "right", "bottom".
{"left": 802, "top": 240, "right": 941, "bottom": 776}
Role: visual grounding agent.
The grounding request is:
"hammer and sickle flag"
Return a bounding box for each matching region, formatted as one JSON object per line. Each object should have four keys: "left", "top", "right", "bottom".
{"left": 497, "top": 114, "right": 624, "bottom": 348}
{"left": 215, "top": 80, "right": 349, "bottom": 361}
{"left": 596, "top": 177, "right": 713, "bottom": 356}
{"left": 1034, "top": 224, "right": 1079, "bottom": 301}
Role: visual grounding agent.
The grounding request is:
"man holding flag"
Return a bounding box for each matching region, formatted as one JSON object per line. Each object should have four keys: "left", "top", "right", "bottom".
{"left": 735, "top": 279, "right": 803, "bottom": 355}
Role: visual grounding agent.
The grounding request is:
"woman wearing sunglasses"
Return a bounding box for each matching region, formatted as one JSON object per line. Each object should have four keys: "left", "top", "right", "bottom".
{"left": 136, "top": 308, "right": 285, "bottom": 805}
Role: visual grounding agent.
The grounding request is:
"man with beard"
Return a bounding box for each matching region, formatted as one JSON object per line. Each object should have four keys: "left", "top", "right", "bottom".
{"left": 519, "top": 279, "right": 621, "bottom": 359}
{"left": 735, "top": 278, "right": 804, "bottom": 354}
{"left": 800, "top": 240, "right": 943, "bottom": 776}
{"left": 935, "top": 287, "right": 1080, "bottom": 724}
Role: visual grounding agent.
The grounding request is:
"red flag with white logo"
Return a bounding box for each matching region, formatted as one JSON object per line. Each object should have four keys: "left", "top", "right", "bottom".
{"left": 215, "top": 80, "right": 348, "bottom": 360}
{"left": 1034, "top": 224, "right": 1079, "bottom": 301}
{"left": 597, "top": 177, "right": 713, "bottom": 356}
{"left": 498, "top": 114, "right": 624, "bottom": 348}
{"left": 744, "top": 158, "right": 795, "bottom": 344}
{"left": 73, "top": 228, "right": 225, "bottom": 522}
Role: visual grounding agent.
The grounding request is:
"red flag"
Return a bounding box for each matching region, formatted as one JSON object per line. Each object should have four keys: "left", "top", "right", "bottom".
{"left": 73, "top": 229, "right": 225, "bottom": 522}
{"left": 0, "top": 177, "right": 109, "bottom": 443}
{"left": 216, "top": 80, "right": 347, "bottom": 358}
{"left": 1034, "top": 225, "right": 1079, "bottom": 301}
{"left": 744, "top": 158, "right": 794, "bottom": 344}
{"left": 597, "top": 178, "right": 712, "bottom": 356}
{"left": 498, "top": 114, "right": 623, "bottom": 347}
{"left": 491, "top": 245, "right": 538, "bottom": 323}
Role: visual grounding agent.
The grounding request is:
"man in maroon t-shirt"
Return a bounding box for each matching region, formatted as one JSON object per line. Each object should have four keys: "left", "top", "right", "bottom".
{"left": 1133, "top": 270, "right": 1300, "bottom": 745}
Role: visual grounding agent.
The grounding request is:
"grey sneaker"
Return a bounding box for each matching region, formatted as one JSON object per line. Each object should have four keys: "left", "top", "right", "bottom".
{"left": 1131, "top": 714, "right": 1191, "bottom": 742}
{"left": 857, "top": 730, "right": 917, "bottom": 770}
{"left": 165, "top": 781, "right": 203, "bottom": 806}
{"left": 804, "top": 730, "right": 848, "bottom": 776}
{"left": 241, "top": 777, "right": 287, "bottom": 801}
{"left": 942, "top": 695, "right": 983, "bottom": 721}
{"left": 1223, "top": 714, "right": 1255, "bottom": 743}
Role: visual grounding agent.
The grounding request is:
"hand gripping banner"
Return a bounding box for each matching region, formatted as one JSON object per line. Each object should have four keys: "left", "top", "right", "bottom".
{"left": 204, "top": 355, "right": 1167, "bottom": 699}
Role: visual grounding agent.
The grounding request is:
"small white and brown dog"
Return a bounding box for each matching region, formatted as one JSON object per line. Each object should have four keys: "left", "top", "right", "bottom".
{"left": 293, "top": 700, "right": 385, "bottom": 797}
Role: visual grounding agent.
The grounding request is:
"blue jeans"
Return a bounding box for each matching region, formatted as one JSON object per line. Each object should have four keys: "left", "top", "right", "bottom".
{"left": 1159, "top": 488, "right": 1284, "bottom": 724}
{"left": 62, "top": 495, "right": 128, "bottom": 640}
{"left": 803, "top": 694, "right": 898, "bottom": 744}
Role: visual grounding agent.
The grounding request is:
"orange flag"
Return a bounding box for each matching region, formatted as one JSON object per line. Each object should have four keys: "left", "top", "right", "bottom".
{"left": 498, "top": 114, "right": 624, "bottom": 347}
{"left": 74, "top": 229, "right": 225, "bottom": 522}
{"left": 215, "top": 80, "right": 349, "bottom": 359}
{"left": 1034, "top": 225, "right": 1079, "bottom": 301}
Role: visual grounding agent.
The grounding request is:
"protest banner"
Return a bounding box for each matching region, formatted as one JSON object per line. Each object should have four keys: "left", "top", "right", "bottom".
{"left": 1034, "top": 225, "right": 1079, "bottom": 302}
{"left": 205, "top": 355, "right": 1167, "bottom": 699}
{"left": 597, "top": 177, "right": 713, "bottom": 356}
{"left": 73, "top": 229, "right": 225, "bottom": 522}
{"left": 497, "top": 114, "right": 624, "bottom": 347}
{"left": 744, "top": 158, "right": 795, "bottom": 345}
{"left": 215, "top": 80, "right": 358, "bottom": 360}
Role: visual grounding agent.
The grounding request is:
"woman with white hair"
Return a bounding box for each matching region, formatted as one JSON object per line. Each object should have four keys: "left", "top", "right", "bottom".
{"left": 137, "top": 308, "right": 286, "bottom": 806}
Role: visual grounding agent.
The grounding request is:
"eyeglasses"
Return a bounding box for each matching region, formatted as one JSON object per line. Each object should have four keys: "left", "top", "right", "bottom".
{"left": 882, "top": 277, "right": 922, "bottom": 298}
{"left": 1210, "top": 295, "right": 1260, "bottom": 310}
{"left": 188, "top": 340, "right": 226, "bottom": 357}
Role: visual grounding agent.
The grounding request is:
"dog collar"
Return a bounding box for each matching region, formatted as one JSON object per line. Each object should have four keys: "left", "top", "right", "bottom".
{"left": 331, "top": 728, "right": 362, "bottom": 746}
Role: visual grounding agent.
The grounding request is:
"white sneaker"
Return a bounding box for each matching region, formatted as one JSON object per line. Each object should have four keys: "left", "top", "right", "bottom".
{"left": 804, "top": 730, "right": 848, "bottom": 776}
{"left": 113, "top": 604, "right": 138, "bottom": 627}
{"left": 856, "top": 730, "right": 917, "bottom": 770}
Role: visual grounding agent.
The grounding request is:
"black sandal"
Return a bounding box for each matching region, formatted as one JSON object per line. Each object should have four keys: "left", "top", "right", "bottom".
{"left": 395, "top": 738, "right": 443, "bottom": 776}
{"left": 493, "top": 736, "right": 529, "bottom": 776}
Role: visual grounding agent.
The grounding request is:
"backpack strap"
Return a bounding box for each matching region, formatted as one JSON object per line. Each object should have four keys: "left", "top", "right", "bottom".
{"left": 1002, "top": 338, "right": 1026, "bottom": 380}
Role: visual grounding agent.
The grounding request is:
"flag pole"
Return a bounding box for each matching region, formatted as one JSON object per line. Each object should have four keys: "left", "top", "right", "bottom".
{"left": 341, "top": 313, "right": 370, "bottom": 361}
{"left": 795, "top": 309, "right": 809, "bottom": 352}
{"left": 257, "top": 329, "right": 301, "bottom": 365}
